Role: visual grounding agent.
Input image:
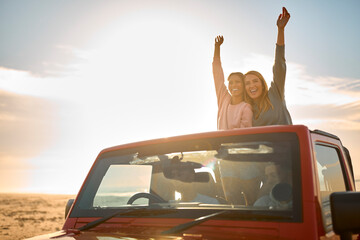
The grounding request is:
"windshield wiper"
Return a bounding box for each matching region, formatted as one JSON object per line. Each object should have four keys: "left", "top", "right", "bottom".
{"left": 78, "top": 207, "right": 175, "bottom": 231}
{"left": 161, "top": 210, "right": 229, "bottom": 235}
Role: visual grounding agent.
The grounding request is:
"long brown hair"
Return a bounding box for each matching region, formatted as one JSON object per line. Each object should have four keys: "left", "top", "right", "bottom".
{"left": 244, "top": 71, "right": 273, "bottom": 119}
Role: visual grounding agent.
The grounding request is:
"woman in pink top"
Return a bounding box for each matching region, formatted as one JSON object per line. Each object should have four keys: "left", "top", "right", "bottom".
{"left": 212, "top": 35, "right": 253, "bottom": 130}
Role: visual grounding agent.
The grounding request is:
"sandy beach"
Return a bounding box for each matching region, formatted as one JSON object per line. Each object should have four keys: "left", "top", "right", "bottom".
{"left": 0, "top": 193, "right": 75, "bottom": 240}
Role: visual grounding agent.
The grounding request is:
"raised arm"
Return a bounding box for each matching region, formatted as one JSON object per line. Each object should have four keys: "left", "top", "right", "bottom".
{"left": 214, "top": 35, "right": 224, "bottom": 59}
{"left": 273, "top": 7, "right": 290, "bottom": 99}
{"left": 212, "top": 35, "right": 229, "bottom": 107}
{"left": 276, "top": 7, "right": 290, "bottom": 46}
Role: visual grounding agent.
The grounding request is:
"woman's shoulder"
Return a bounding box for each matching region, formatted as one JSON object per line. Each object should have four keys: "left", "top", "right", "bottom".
{"left": 229, "top": 101, "right": 252, "bottom": 109}
{"left": 238, "top": 102, "right": 253, "bottom": 116}
{"left": 242, "top": 101, "right": 253, "bottom": 110}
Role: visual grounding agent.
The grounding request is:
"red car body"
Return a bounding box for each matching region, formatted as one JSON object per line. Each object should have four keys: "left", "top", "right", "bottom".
{"left": 27, "top": 125, "right": 360, "bottom": 240}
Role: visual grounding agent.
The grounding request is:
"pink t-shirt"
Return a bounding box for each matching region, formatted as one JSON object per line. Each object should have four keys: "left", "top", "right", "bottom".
{"left": 212, "top": 57, "right": 253, "bottom": 130}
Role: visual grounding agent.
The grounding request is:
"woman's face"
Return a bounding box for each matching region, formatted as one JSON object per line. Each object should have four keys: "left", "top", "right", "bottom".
{"left": 244, "top": 74, "right": 263, "bottom": 100}
{"left": 228, "top": 75, "right": 244, "bottom": 97}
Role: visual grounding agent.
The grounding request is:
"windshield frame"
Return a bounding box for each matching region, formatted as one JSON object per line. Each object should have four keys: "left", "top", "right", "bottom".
{"left": 70, "top": 131, "right": 302, "bottom": 222}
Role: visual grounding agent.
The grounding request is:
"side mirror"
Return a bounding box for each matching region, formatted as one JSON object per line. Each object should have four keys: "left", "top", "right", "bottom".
{"left": 65, "top": 199, "right": 75, "bottom": 219}
{"left": 330, "top": 192, "right": 360, "bottom": 240}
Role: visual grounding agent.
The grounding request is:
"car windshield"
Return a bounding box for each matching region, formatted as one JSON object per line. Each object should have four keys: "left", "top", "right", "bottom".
{"left": 71, "top": 132, "right": 301, "bottom": 221}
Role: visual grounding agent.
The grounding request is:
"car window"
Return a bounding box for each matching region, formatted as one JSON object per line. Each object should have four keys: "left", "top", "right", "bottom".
{"left": 314, "top": 144, "right": 346, "bottom": 232}
{"left": 93, "top": 165, "right": 152, "bottom": 207}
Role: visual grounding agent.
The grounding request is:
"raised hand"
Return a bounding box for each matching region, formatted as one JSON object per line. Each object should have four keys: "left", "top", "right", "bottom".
{"left": 215, "top": 35, "right": 224, "bottom": 47}
{"left": 277, "top": 7, "right": 290, "bottom": 29}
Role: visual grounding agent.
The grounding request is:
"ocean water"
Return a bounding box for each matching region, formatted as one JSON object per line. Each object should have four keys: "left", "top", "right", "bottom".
{"left": 93, "top": 187, "right": 150, "bottom": 207}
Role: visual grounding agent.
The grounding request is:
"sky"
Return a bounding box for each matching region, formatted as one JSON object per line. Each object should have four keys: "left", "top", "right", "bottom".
{"left": 0, "top": 0, "right": 359, "bottom": 194}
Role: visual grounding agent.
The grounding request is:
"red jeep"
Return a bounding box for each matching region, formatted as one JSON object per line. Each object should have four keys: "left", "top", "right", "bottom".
{"left": 27, "top": 125, "right": 360, "bottom": 240}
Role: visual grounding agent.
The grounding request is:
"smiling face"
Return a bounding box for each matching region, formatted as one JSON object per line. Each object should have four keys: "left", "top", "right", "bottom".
{"left": 244, "top": 74, "right": 264, "bottom": 101}
{"left": 228, "top": 74, "right": 244, "bottom": 98}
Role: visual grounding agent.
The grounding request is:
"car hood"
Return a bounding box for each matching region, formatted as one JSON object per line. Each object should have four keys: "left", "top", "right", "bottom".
{"left": 25, "top": 227, "right": 280, "bottom": 240}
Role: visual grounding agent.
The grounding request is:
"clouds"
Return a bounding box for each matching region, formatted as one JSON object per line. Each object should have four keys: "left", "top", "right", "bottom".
{"left": 0, "top": 0, "right": 126, "bottom": 76}
{"left": 291, "top": 103, "right": 360, "bottom": 129}
{"left": 0, "top": 0, "right": 212, "bottom": 77}
{"left": 284, "top": 59, "right": 360, "bottom": 130}
{"left": 314, "top": 76, "right": 360, "bottom": 95}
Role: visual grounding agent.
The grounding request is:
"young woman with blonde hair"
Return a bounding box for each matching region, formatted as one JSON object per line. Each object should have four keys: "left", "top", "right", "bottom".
{"left": 244, "top": 7, "right": 293, "bottom": 126}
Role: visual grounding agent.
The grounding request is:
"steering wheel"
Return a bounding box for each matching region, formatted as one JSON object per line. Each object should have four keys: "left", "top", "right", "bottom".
{"left": 127, "top": 192, "right": 167, "bottom": 204}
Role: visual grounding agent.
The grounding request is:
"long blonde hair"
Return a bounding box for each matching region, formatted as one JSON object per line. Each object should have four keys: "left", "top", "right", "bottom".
{"left": 244, "top": 71, "right": 273, "bottom": 119}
